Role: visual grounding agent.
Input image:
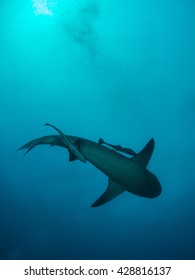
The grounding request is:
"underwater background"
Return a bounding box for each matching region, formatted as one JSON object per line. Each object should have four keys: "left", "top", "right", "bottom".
{"left": 0, "top": 0, "right": 195, "bottom": 260}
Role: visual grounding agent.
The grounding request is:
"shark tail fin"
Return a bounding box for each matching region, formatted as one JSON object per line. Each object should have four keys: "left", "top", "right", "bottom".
{"left": 16, "top": 136, "right": 60, "bottom": 156}
{"left": 91, "top": 179, "right": 125, "bottom": 207}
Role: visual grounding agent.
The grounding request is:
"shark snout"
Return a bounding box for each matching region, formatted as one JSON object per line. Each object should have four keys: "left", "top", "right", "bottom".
{"left": 145, "top": 170, "right": 162, "bottom": 198}
{"left": 148, "top": 182, "right": 162, "bottom": 198}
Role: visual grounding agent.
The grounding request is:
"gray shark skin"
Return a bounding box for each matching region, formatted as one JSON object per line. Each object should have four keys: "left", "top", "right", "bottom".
{"left": 17, "top": 123, "right": 162, "bottom": 207}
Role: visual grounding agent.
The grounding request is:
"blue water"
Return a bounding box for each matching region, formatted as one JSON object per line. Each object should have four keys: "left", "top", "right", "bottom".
{"left": 0, "top": 0, "right": 195, "bottom": 260}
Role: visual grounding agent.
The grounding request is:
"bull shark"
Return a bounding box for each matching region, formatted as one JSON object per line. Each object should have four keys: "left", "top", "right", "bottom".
{"left": 17, "top": 123, "right": 162, "bottom": 207}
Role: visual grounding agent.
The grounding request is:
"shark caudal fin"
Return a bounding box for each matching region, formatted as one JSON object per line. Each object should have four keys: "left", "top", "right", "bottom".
{"left": 45, "top": 123, "right": 86, "bottom": 163}
{"left": 91, "top": 178, "right": 125, "bottom": 207}
{"left": 16, "top": 135, "right": 62, "bottom": 156}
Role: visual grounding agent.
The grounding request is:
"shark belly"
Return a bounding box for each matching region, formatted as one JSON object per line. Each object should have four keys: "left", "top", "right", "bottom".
{"left": 79, "top": 139, "right": 146, "bottom": 192}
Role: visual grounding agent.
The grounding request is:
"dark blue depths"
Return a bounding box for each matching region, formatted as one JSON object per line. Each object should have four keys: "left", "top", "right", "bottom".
{"left": 0, "top": 0, "right": 195, "bottom": 260}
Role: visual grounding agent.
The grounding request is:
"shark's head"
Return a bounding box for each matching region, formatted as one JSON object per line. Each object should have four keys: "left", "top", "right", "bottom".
{"left": 143, "top": 170, "right": 162, "bottom": 198}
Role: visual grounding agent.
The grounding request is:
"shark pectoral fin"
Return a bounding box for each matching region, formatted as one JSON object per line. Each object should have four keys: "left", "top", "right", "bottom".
{"left": 91, "top": 179, "right": 125, "bottom": 207}
{"left": 131, "top": 138, "right": 155, "bottom": 168}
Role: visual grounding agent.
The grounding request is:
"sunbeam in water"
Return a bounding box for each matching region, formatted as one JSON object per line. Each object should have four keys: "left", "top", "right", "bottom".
{"left": 32, "top": 0, "right": 57, "bottom": 16}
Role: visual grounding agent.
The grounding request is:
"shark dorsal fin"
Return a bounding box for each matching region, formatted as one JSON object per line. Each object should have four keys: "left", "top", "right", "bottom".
{"left": 131, "top": 138, "right": 155, "bottom": 168}
{"left": 91, "top": 179, "right": 124, "bottom": 207}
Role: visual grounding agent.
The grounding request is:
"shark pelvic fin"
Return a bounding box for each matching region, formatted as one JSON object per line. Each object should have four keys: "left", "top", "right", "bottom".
{"left": 131, "top": 138, "right": 155, "bottom": 168}
{"left": 91, "top": 179, "right": 125, "bottom": 207}
{"left": 68, "top": 139, "right": 83, "bottom": 162}
{"left": 45, "top": 123, "right": 86, "bottom": 163}
{"left": 69, "top": 151, "right": 78, "bottom": 162}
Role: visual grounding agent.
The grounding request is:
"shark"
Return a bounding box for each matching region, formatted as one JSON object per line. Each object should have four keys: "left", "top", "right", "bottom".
{"left": 17, "top": 123, "right": 162, "bottom": 207}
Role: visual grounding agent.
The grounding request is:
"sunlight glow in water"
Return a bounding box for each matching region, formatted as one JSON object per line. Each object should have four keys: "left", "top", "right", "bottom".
{"left": 32, "top": 0, "right": 57, "bottom": 16}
